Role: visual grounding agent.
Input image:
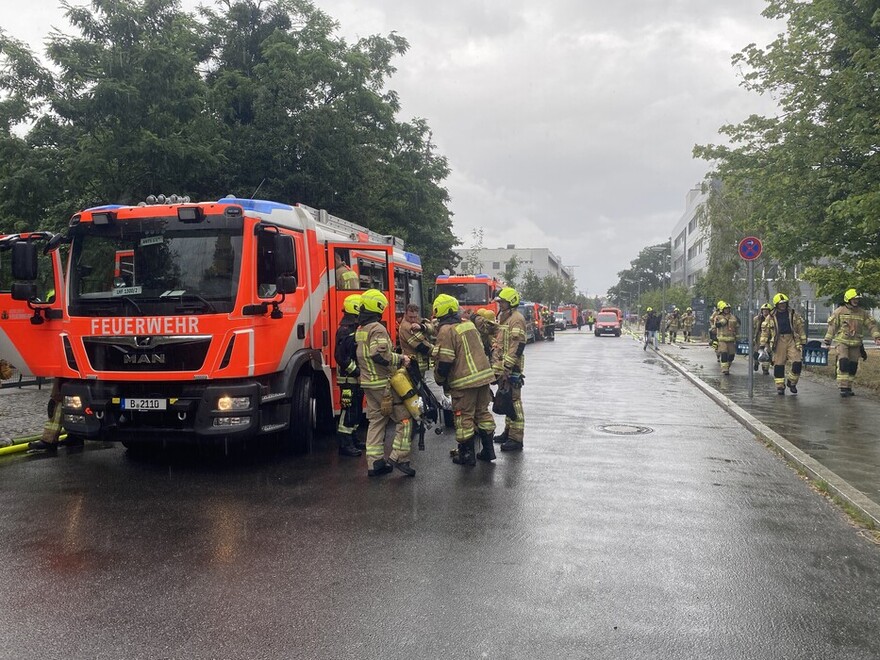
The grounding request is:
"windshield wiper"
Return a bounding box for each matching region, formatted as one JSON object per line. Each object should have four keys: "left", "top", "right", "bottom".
{"left": 172, "top": 293, "right": 217, "bottom": 313}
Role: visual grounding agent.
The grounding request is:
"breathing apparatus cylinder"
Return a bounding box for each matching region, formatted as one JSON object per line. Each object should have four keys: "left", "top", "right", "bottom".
{"left": 390, "top": 368, "right": 423, "bottom": 419}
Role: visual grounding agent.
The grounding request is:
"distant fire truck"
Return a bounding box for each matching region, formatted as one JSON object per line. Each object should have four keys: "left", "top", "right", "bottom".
{"left": 0, "top": 197, "right": 423, "bottom": 452}
{"left": 434, "top": 273, "right": 505, "bottom": 317}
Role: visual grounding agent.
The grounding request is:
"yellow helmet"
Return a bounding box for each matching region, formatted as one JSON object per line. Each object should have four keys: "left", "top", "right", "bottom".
{"left": 432, "top": 293, "right": 459, "bottom": 318}
{"left": 646, "top": 307, "right": 653, "bottom": 312}
{"left": 761, "top": 302, "right": 772, "bottom": 311}
{"left": 844, "top": 288, "right": 861, "bottom": 303}
{"left": 718, "top": 301, "right": 731, "bottom": 311}
{"left": 360, "top": 289, "right": 388, "bottom": 314}
{"left": 716, "top": 300, "right": 726, "bottom": 310}
{"left": 772, "top": 293, "right": 789, "bottom": 306}
{"left": 686, "top": 307, "right": 692, "bottom": 311}
{"left": 475, "top": 308, "right": 496, "bottom": 322}
{"left": 343, "top": 294, "right": 362, "bottom": 315}
{"left": 496, "top": 287, "right": 520, "bottom": 307}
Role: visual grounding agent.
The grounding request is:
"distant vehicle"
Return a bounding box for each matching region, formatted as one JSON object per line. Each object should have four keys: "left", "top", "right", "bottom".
{"left": 521, "top": 300, "right": 537, "bottom": 343}
{"left": 595, "top": 311, "right": 622, "bottom": 337}
{"left": 435, "top": 273, "right": 504, "bottom": 317}
{"left": 553, "top": 312, "right": 567, "bottom": 330}
{"left": 557, "top": 304, "right": 579, "bottom": 328}
{"left": 600, "top": 307, "right": 624, "bottom": 323}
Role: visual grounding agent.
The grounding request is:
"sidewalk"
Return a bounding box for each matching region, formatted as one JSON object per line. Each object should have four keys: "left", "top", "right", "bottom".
{"left": 642, "top": 333, "right": 880, "bottom": 525}
{"left": 0, "top": 383, "right": 51, "bottom": 442}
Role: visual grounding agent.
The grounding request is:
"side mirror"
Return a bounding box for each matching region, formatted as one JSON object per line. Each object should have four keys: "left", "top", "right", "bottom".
{"left": 273, "top": 234, "right": 295, "bottom": 278}
{"left": 12, "top": 241, "right": 38, "bottom": 280}
{"left": 11, "top": 281, "right": 37, "bottom": 301}
{"left": 276, "top": 275, "right": 297, "bottom": 294}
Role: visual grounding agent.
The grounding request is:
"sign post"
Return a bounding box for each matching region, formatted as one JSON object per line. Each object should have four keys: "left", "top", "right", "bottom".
{"left": 739, "top": 237, "right": 763, "bottom": 398}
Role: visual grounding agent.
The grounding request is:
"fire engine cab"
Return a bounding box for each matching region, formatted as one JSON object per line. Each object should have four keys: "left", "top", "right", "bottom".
{"left": 434, "top": 273, "right": 504, "bottom": 317}
{"left": 0, "top": 197, "right": 423, "bottom": 452}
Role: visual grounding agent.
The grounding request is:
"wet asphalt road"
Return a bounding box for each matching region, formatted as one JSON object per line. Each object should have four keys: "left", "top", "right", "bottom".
{"left": 1, "top": 331, "right": 880, "bottom": 659}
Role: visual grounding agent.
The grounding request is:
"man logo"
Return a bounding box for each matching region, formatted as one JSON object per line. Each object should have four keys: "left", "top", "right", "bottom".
{"left": 124, "top": 353, "right": 166, "bottom": 365}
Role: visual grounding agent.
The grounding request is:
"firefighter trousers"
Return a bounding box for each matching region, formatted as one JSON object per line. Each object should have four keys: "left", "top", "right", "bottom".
{"left": 451, "top": 385, "right": 495, "bottom": 444}
{"left": 363, "top": 388, "right": 412, "bottom": 463}
{"left": 835, "top": 344, "right": 862, "bottom": 390}
{"left": 771, "top": 334, "right": 802, "bottom": 389}
{"left": 502, "top": 383, "right": 525, "bottom": 443}
{"left": 336, "top": 385, "right": 363, "bottom": 436}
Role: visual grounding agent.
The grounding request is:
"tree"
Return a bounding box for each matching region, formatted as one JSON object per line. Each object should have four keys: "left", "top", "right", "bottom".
{"left": 502, "top": 254, "right": 520, "bottom": 289}
{"left": 519, "top": 267, "right": 543, "bottom": 303}
{"left": 460, "top": 227, "right": 484, "bottom": 274}
{"left": 694, "top": 0, "right": 880, "bottom": 298}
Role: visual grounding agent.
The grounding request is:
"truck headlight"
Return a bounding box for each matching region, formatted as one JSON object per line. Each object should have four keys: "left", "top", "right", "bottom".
{"left": 217, "top": 395, "right": 250, "bottom": 412}
{"left": 64, "top": 395, "right": 83, "bottom": 410}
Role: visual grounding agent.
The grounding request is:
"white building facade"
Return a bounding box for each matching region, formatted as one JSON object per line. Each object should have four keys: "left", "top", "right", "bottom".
{"left": 670, "top": 184, "right": 713, "bottom": 289}
{"left": 452, "top": 245, "right": 574, "bottom": 282}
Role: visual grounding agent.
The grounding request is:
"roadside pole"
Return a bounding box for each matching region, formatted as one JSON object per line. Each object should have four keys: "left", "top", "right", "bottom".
{"left": 738, "top": 236, "right": 763, "bottom": 399}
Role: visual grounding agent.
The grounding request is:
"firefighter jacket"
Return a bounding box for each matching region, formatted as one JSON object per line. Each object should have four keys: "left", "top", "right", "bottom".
{"left": 336, "top": 263, "right": 359, "bottom": 290}
{"left": 471, "top": 314, "right": 498, "bottom": 359}
{"left": 752, "top": 313, "right": 769, "bottom": 345}
{"left": 682, "top": 312, "right": 695, "bottom": 330}
{"left": 824, "top": 304, "right": 880, "bottom": 347}
{"left": 715, "top": 312, "right": 739, "bottom": 342}
{"left": 355, "top": 315, "right": 402, "bottom": 390}
{"left": 398, "top": 317, "right": 434, "bottom": 373}
{"left": 335, "top": 313, "right": 360, "bottom": 385}
{"left": 759, "top": 309, "right": 806, "bottom": 350}
{"left": 666, "top": 312, "right": 680, "bottom": 330}
{"left": 433, "top": 316, "right": 495, "bottom": 390}
{"left": 496, "top": 308, "right": 527, "bottom": 375}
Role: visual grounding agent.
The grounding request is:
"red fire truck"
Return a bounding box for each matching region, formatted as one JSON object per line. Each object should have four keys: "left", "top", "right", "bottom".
{"left": 0, "top": 197, "right": 423, "bottom": 453}
{"left": 434, "top": 273, "right": 504, "bottom": 317}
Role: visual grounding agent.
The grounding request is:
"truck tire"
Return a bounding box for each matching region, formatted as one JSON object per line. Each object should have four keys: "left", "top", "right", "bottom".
{"left": 288, "top": 372, "right": 314, "bottom": 455}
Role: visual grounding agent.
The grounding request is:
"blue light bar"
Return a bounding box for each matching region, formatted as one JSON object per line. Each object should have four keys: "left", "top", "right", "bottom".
{"left": 216, "top": 198, "right": 294, "bottom": 213}
{"left": 436, "top": 274, "right": 449, "bottom": 279}
{"left": 475, "top": 273, "right": 489, "bottom": 278}
{"left": 404, "top": 251, "right": 421, "bottom": 265}
{"left": 83, "top": 205, "right": 125, "bottom": 212}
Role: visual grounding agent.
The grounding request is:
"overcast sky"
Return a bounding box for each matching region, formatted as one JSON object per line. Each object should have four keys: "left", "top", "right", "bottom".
{"left": 1, "top": 0, "right": 781, "bottom": 295}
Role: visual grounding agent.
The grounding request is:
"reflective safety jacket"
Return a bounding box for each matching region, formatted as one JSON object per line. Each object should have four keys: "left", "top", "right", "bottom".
{"left": 760, "top": 309, "right": 806, "bottom": 350}
{"left": 753, "top": 313, "right": 769, "bottom": 345}
{"left": 715, "top": 312, "right": 739, "bottom": 342}
{"left": 434, "top": 318, "right": 495, "bottom": 390}
{"left": 398, "top": 317, "right": 434, "bottom": 374}
{"left": 682, "top": 311, "right": 695, "bottom": 330}
{"left": 496, "top": 308, "right": 527, "bottom": 374}
{"left": 471, "top": 314, "right": 498, "bottom": 359}
{"left": 335, "top": 313, "right": 360, "bottom": 385}
{"left": 824, "top": 304, "right": 880, "bottom": 347}
{"left": 355, "top": 318, "right": 402, "bottom": 389}
{"left": 336, "top": 263, "right": 359, "bottom": 290}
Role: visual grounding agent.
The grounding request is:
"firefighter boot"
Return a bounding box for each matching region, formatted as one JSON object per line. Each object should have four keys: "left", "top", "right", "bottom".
{"left": 500, "top": 438, "right": 523, "bottom": 452}
{"left": 493, "top": 430, "right": 508, "bottom": 445}
{"left": 368, "top": 458, "right": 393, "bottom": 477}
{"left": 452, "top": 438, "right": 476, "bottom": 466}
{"left": 389, "top": 458, "right": 416, "bottom": 477}
{"left": 353, "top": 435, "right": 366, "bottom": 451}
{"left": 787, "top": 379, "right": 798, "bottom": 395}
{"left": 338, "top": 433, "right": 362, "bottom": 457}
{"left": 475, "top": 430, "right": 496, "bottom": 462}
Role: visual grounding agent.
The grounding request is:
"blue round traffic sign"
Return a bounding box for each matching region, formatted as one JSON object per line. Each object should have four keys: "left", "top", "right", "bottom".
{"left": 738, "top": 236, "right": 762, "bottom": 261}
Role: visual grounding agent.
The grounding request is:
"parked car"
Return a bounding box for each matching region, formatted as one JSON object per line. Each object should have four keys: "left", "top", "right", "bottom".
{"left": 594, "top": 311, "right": 621, "bottom": 337}
{"left": 553, "top": 312, "right": 567, "bottom": 330}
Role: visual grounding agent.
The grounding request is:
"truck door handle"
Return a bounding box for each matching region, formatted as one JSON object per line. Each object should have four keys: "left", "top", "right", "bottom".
{"left": 297, "top": 324, "right": 305, "bottom": 339}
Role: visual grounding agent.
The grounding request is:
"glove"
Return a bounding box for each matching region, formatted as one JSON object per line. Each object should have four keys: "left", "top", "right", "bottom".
{"left": 508, "top": 373, "right": 523, "bottom": 388}
{"left": 860, "top": 345, "right": 868, "bottom": 361}
{"left": 340, "top": 388, "right": 353, "bottom": 408}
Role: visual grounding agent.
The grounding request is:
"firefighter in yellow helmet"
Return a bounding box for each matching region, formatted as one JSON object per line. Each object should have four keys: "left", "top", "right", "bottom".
{"left": 334, "top": 251, "right": 359, "bottom": 290}
{"left": 355, "top": 289, "right": 415, "bottom": 476}
{"left": 681, "top": 307, "right": 695, "bottom": 343}
{"left": 472, "top": 308, "right": 498, "bottom": 359}
{"left": 493, "top": 287, "right": 527, "bottom": 450}
{"left": 752, "top": 303, "right": 773, "bottom": 376}
{"left": 824, "top": 288, "right": 880, "bottom": 397}
{"left": 714, "top": 301, "right": 739, "bottom": 375}
{"left": 759, "top": 294, "right": 807, "bottom": 394}
{"left": 334, "top": 294, "right": 364, "bottom": 457}
{"left": 398, "top": 302, "right": 434, "bottom": 377}
{"left": 432, "top": 294, "right": 497, "bottom": 465}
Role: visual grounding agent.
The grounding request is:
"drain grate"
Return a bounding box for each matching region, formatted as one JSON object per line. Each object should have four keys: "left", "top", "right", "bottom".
{"left": 595, "top": 423, "right": 654, "bottom": 436}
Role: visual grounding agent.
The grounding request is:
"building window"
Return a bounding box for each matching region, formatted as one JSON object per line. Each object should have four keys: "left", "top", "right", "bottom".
{"left": 688, "top": 217, "right": 697, "bottom": 233}
{"left": 492, "top": 262, "right": 500, "bottom": 270}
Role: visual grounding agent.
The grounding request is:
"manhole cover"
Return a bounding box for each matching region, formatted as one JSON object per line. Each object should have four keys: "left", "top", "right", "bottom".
{"left": 595, "top": 424, "right": 654, "bottom": 436}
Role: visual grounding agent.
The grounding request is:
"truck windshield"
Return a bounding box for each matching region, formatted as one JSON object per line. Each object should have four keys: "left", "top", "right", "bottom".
{"left": 597, "top": 313, "right": 618, "bottom": 323}
{"left": 68, "top": 215, "right": 244, "bottom": 317}
{"left": 435, "top": 283, "right": 489, "bottom": 305}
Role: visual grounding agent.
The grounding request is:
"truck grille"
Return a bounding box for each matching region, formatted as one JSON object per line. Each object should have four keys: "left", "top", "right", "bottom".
{"left": 82, "top": 336, "right": 212, "bottom": 372}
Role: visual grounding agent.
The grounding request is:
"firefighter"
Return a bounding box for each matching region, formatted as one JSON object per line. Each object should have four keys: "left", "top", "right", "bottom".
{"left": 492, "top": 287, "right": 527, "bottom": 451}
{"left": 666, "top": 307, "right": 681, "bottom": 343}
{"left": 759, "top": 294, "right": 806, "bottom": 395}
{"left": 752, "top": 303, "right": 773, "bottom": 376}
{"left": 541, "top": 307, "right": 556, "bottom": 339}
{"left": 824, "top": 288, "right": 880, "bottom": 397}
{"left": 432, "top": 294, "right": 497, "bottom": 465}
{"left": 708, "top": 302, "right": 722, "bottom": 361}
{"left": 355, "top": 289, "right": 415, "bottom": 476}
{"left": 714, "top": 301, "right": 739, "bottom": 375}
{"left": 681, "top": 307, "right": 695, "bottom": 343}
{"left": 334, "top": 251, "right": 359, "bottom": 290}
{"left": 27, "top": 379, "right": 83, "bottom": 452}
{"left": 586, "top": 313, "right": 595, "bottom": 332}
{"left": 334, "top": 294, "right": 364, "bottom": 457}
{"left": 398, "top": 303, "right": 434, "bottom": 377}
{"left": 472, "top": 308, "right": 499, "bottom": 359}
